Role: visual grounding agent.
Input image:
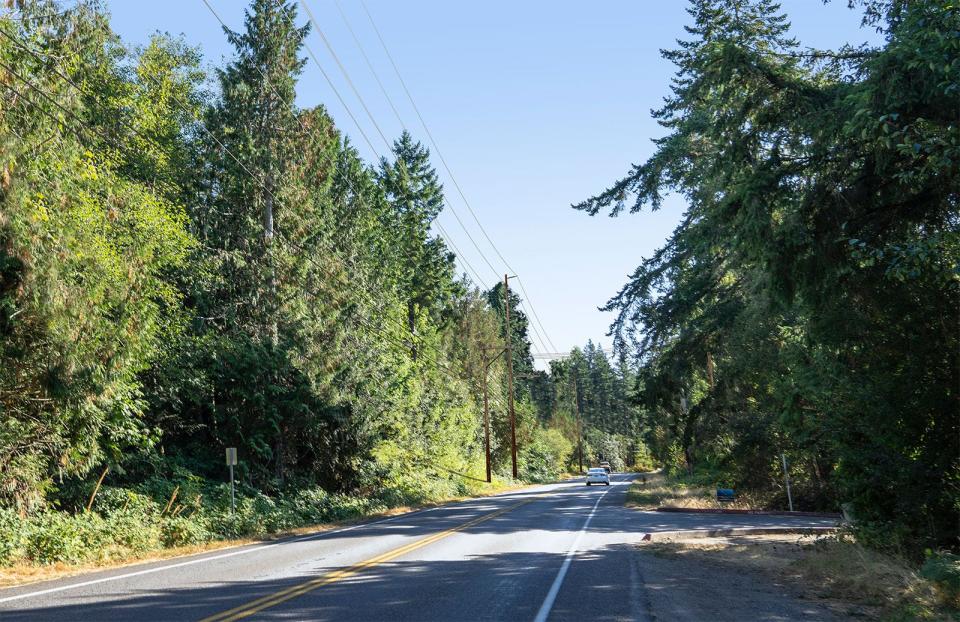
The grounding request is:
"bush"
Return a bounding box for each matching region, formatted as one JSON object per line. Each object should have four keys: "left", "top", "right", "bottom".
{"left": 104, "top": 511, "right": 162, "bottom": 555}
{"left": 161, "top": 515, "right": 211, "bottom": 547}
{"left": 1, "top": 466, "right": 504, "bottom": 568}
{"left": 94, "top": 487, "right": 161, "bottom": 516}
{"left": 0, "top": 507, "right": 26, "bottom": 564}
{"left": 920, "top": 552, "right": 960, "bottom": 607}
{"left": 521, "top": 428, "right": 572, "bottom": 482}
{"left": 631, "top": 443, "right": 657, "bottom": 472}
{"left": 25, "top": 512, "right": 90, "bottom": 564}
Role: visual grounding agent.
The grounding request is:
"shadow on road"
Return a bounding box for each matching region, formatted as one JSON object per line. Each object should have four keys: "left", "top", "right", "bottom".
{"left": 0, "top": 542, "right": 839, "bottom": 622}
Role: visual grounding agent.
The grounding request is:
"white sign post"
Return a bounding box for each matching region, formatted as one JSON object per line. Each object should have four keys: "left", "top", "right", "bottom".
{"left": 226, "top": 447, "right": 237, "bottom": 515}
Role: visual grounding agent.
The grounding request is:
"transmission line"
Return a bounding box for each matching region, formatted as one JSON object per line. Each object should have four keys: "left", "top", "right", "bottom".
{"left": 356, "top": 0, "right": 560, "bottom": 353}
{"left": 296, "top": 0, "right": 507, "bottom": 295}
{"left": 298, "top": 0, "right": 392, "bottom": 152}
{"left": 317, "top": 1, "right": 550, "bottom": 355}
{"left": 201, "top": 0, "right": 489, "bottom": 290}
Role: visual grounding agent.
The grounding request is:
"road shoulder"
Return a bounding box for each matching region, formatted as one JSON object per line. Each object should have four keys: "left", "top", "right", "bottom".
{"left": 637, "top": 533, "right": 947, "bottom": 621}
{"left": 0, "top": 478, "right": 568, "bottom": 592}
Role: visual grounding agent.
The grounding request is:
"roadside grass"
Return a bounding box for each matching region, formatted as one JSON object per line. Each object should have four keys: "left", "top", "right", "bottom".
{"left": 624, "top": 470, "right": 764, "bottom": 511}
{"left": 0, "top": 477, "right": 538, "bottom": 589}
{"left": 642, "top": 533, "right": 958, "bottom": 621}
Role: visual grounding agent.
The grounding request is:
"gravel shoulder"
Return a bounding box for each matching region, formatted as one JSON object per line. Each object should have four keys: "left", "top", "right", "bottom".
{"left": 636, "top": 533, "right": 946, "bottom": 621}
{"left": 631, "top": 534, "right": 845, "bottom": 621}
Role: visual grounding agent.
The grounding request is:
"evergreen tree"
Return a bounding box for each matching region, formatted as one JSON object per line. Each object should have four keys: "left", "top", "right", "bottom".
{"left": 577, "top": 0, "right": 959, "bottom": 548}
{"left": 378, "top": 131, "right": 458, "bottom": 359}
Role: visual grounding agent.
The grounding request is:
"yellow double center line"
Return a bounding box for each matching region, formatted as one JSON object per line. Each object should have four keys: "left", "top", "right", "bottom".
{"left": 201, "top": 496, "right": 540, "bottom": 621}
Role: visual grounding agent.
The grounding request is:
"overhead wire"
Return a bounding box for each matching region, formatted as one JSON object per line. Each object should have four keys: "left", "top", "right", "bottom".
{"left": 321, "top": 1, "right": 549, "bottom": 355}
{"left": 293, "top": 0, "right": 507, "bottom": 300}
{"left": 297, "top": 0, "right": 391, "bottom": 151}
{"left": 202, "top": 0, "right": 490, "bottom": 291}
{"left": 355, "top": 0, "right": 559, "bottom": 354}
{"left": 0, "top": 19, "right": 516, "bottom": 411}
{"left": 331, "top": 0, "right": 404, "bottom": 131}
{"left": 265, "top": 0, "right": 490, "bottom": 290}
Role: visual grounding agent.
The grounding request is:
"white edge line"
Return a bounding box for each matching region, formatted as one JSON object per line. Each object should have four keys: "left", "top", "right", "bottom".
{"left": 0, "top": 509, "right": 426, "bottom": 606}
{"left": 0, "top": 481, "right": 574, "bottom": 605}
{"left": 532, "top": 477, "right": 616, "bottom": 622}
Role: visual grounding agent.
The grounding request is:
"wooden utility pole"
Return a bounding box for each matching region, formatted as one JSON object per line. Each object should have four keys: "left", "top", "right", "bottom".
{"left": 481, "top": 369, "right": 492, "bottom": 483}
{"left": 573, "top": 380, "right": 583, "bottom": 474}
{"left": 479, "top": 345, "right": 506, "bottom": 483}
{"left": 504, "top": 274, "right": 518, "bottom": 480}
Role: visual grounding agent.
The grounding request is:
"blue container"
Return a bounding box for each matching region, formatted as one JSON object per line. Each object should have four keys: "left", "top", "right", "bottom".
{"left": 716, "top": 488, "right": 736, "bottom": 501}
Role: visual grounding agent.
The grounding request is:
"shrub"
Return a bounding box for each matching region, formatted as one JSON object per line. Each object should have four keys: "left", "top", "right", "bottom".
{"left": 0, "top": 507, "right": 26, "bottom": 564}
{"left": 161, "top": 515, "right": 211, "bottom": 548}
{"left": 25, "top": 512, "right": 88, "bottom": 564}
{"left": 631, "top": 443, "right": 657, "bottom": 472}
{"left": 105, "top": 511, "right": 162, "bottom": 555}
{"left": 920, "top": 552, "right": 960, "bottom": 607}
{"left": 94, "top": 487, "right": 161, "bottom": 516}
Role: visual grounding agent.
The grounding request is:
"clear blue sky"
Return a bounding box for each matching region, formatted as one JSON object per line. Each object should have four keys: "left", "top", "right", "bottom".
{"left": 106, "top": 0, "right": 878, "bottom": 362}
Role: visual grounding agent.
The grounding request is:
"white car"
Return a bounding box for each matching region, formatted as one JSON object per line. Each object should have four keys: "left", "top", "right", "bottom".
{"left": 585, "top": 468, "right": 610, "bottom": 486}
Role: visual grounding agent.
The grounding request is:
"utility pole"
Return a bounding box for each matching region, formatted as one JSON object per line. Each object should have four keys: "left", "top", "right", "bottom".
{"left": 482, "top": 371, "right": 492, "bottom": 483}
{"left": 479, "top": 345, "right": 505, "bottom": 484}
{"left": 572, "top": 376, "right": 583, "bottom": 473}
{"left": 504, "top": 274, "right": 518, "bottom": 480}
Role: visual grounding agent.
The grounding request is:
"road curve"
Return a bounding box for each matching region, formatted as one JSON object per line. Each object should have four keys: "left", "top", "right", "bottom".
{"left": 0, "top": 474, "right": 841, "bottom": 621}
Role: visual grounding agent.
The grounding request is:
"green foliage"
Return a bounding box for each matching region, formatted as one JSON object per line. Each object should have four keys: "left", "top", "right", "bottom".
{"left": 921, "top": 553, "right": 960, "bottom": 606}
{"left": 520, "top": 428, "right": 573, "bottom": 482}
{"left": 0, "top": 0, "right": 578, "bottom": 568}
{"left": 0, "top": 508, "right": 26, "bottom": 565}
{"left": 577, "top": 0, "right": 959, "bottom": 552}
{"left": 0, "top": 4, "right": 195, "bottom": 511}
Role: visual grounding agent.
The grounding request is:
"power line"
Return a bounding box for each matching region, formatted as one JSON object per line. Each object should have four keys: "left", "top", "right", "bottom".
{"left": 201, "top": 0, "right": 489, "bottom": 290}
{"left": 356, "top": 0, "right": 560, "bottom": 353}
{"left": 331, "top": 0, "right": 405, "bottom": 131}
{"left": 303, "top": 0, "right": 492, "bottom": 292}
{"left": 320, "top": 1, "right": 548, "bottom": 355}
{"left": 235, "top": 0, "right": 381, "bottom": 158}
{"left": 310, "top": 0, "right": 505, "bottom": 292}
{"left": 298, "top": 0, "right": 391, "bottom": 152}
{"left": 266, "top": 0, "right": 490, "bottom": 290}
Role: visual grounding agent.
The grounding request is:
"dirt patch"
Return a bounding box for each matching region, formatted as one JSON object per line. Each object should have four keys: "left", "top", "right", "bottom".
{"left": 640, "top": 533, "right": 953, "bottom": 621}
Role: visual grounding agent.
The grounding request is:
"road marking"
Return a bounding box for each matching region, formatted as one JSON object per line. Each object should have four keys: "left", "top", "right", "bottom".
{"left": 200, "top": 497, "right": 541, "bottom": 622}
{"left": 0, "top": 504, "right": 450, "bottom": 606}
{"left": 532, "top": 477, "right": 616, "bottom": 622}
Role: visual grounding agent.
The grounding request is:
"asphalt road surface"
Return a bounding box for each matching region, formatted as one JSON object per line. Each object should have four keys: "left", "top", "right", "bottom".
{"left": 0, "top": 474, "right": 842, "bottom": 621}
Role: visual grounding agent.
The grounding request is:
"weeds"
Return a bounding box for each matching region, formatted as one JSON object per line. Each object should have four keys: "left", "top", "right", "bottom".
{"left": 624, "top": 471, "right": 765, "bottom": 511}
{"left": 0, "top": 474, "right": 518, "bottom": 570}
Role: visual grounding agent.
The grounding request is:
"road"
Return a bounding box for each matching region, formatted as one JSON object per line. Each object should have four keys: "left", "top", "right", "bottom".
{"left": 0, "top": 474, "right": 842, "bottom": 621}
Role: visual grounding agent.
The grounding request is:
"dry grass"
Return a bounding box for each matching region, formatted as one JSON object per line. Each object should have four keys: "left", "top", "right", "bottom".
{"left": 642, "top": 533, "right": 954, "bottom": 621}
{"left": 624, "top": 471, "right": 763, "bottom": 511}
{"left": 0, "top": 478, "right": 541, "bottom": 590}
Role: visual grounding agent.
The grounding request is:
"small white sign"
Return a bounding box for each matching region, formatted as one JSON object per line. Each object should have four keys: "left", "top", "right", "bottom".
{"left": 225, "top": 447, "right": 237, "bottom": 466}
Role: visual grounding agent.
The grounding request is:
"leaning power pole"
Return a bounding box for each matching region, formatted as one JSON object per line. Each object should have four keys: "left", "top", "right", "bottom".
{"left": 504, "top": 274, "right": 518, "bottom": 480}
